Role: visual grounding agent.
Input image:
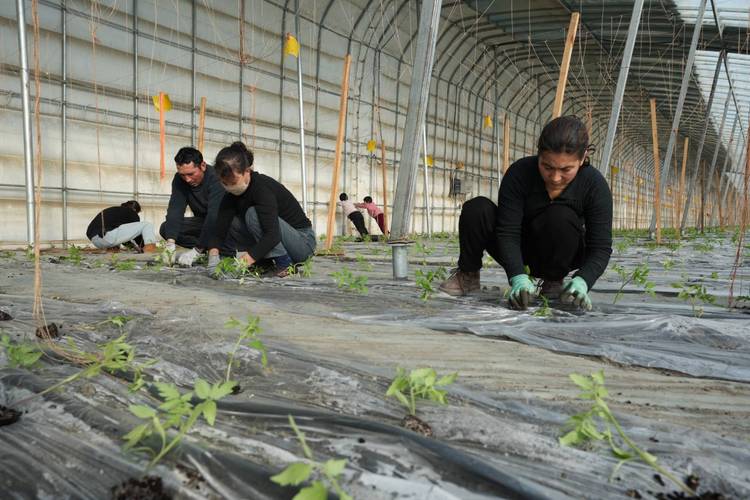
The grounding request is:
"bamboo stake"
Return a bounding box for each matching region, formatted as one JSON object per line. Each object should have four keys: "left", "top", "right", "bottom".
{"left": 159, "top": 92, "right": 166, "bottom": 180}
{"left": 324, "top": 54, "right": 352, "bottom": 251}
{"left": 379, "top": 139, "right": 389, "bottom": 235}
{"left": 197, "top": 97, "right": 207, "bottom": 151}
{"left": 503, "top": 113, "right": 510, "bottom": 174}
{"left": 649, "top": 98, "right": 661, "bottom": 243}
{"left": 552, "top": 12, "right": 580, "bottom": 119}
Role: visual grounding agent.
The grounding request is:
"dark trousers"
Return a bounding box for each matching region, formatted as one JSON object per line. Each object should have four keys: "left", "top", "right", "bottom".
{"left": 348, "top": 212, "right": 368, "bottom": 237}
{"left": 375, "top": 213, "right": 386, "bottom": 234}
{"left": 457, "top": 196, "right": 584, "bottom": 281}
{"left": 160, "top": 217, "right": 204, "bottom": 248}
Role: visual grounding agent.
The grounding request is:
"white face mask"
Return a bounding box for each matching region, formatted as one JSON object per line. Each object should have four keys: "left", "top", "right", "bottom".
{"left": 223, "top": 176, "right": 249, "bottom": 196}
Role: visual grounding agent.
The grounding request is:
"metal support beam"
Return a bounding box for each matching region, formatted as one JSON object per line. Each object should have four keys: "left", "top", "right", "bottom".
{"left": 679, "top": 50, "right": 723, "bottom": 233}
{"left": 649, "top": 0, "right": 708, "bottom": 237}
{"left": 422, "top": 123, "right": 432, "bottom": 236}
{"left": 16, "top": 0, "right": 35, "bottom": 245}
{"left": 61, "top": 0, "right": 68, "bottom": 246}
{"left": 191, "top": 0, "right": 196, "bottom": 145}
{"left": 599, "top": 0, "right": 644, "bottom": 176}
{"left": 294, "top": 0, "right": 308, "bottom": 214}
{"left": 133, "top": 0, "right": 139, "bottom": 199}
{"left": 390, "top": 0, "right": 441, "bottom": 239}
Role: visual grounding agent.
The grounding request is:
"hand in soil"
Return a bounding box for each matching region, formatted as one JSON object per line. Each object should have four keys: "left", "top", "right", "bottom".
{"left": 400, "top": 414, "right": 433, "bottom": 437}
{"left": 35, "top": 322, "right": 60, "bottom": 339}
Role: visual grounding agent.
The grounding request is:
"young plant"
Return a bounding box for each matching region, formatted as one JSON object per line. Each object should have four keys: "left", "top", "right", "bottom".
{"left": 66, "top": 245, "right": 83, "bottom": 266}
{"left": 693, "top": 241, "right": 714, "bottom": 254}
{"left": 661, "top": 258, "right": 675, "bottom": 271}
{"left": 106, "top": 315, "right": 132, "bottom": 329}
{"left": 533, "top": 294, "right": 551, "bottom": 317}
{"left": 354, "top": 253, "right": 373, "bottom": 272}
{"left": 1, "top": 334, "right": 43, "bottom": 368}
{"left": 153, "top": 241, "right": 175, "bottom": 269}
{"left": 331, "top": 268, "right": 368, "bottom": 294}
{"left": 124, "top": 378, "right": 235, "bottom": 467}
{"left": 414, "top": 267, "right": 447, "bottom": 301}
{"left": 612, "top": 263, "right": 655, "bottom": 304}
{"left": 385, "top": 367, "right": 457, "bottom": 416}
{"left": 270, "top": 415, "right": 352, "bottom": 500}
{"left": 671, "top": 281, "right": 715, "bottom": 318}
{"left": 224, "top": 315, "right": 268, "bottom": 383}
{"left": 287, "top": 257, "right": 313, "bottom": 277}
{"left": 560, "top": 370, "right": 693, "bottom": 495}
{"left": 111, "top": 257, "right": 137, "bottom": 271}
{"left": 413, "top": 241, "right": 434, "bottom": 265}
{"left": 214, "top": 257, "right": 251, "bottom": 279}
{"left": 614, "top": 240, "right": 629, "bottom": 254}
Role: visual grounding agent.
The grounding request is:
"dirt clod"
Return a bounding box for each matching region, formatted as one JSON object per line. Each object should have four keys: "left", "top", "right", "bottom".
{"left": 625, "top": 489, "right": 642, "bottom": 499}
{"left": 35, "top": 322, "right": 60, "bottom": 339}
{"left": 685, "top": 475, "right": 700, "bottom": 491}
{"left": 400, "top": 414, "right": 433, "bottom": 437}
{"left": 655, "top": 492, "right": 726, "bottom": 500}
{"left": 111, "top": 476, "right": 170, "bottom": 500}
{"left": 654, "top": 474, "right": 666, "bottom": 487}
{"left": 0, "top": 310, "right": 12, "bottom": 321}
{"left": 0, "top": 405, "right": 21, "bottom": 427}
{"left": 231, "top": 383, "right": 242, "bottom": 395}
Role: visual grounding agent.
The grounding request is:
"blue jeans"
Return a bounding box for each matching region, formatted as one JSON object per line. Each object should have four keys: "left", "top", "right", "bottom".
{"left": 232, "top": 207, "right": 316, "bottom": 263}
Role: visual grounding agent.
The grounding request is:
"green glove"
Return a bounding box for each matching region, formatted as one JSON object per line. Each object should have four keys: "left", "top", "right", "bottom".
{"left": 560, "top": 276, "right": 592, "bottom": 311}
{"left": 508, "top": 274, "right": 537, "bottom": 310}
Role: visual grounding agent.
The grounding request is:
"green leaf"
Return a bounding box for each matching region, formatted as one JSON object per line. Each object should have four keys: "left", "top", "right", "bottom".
{"left": 393, "top": 390, "right": 411, "bottom": 413}
{"left": 201, "top": 400, "right": 217, "bottom": 426}
{"left": 194, "top": 379, "right": 211, "bottom": 399}
{"left": 270, "top": 462, "right": 313, "bottom": 486}
{"left": 153, "top": 416, "right": 166, "bottom": 444}
{"left": 323, "top": 458, "right": 347, "bottom": 477}
{"left": 559, "top": 429, "right": 583, "bottom": 447}
{"left": 212, "top": 380, "right": 237, "bottom": 400}
{"left": 569, "top": 373, "right": 593, "bottom": 390}
{"left": 293, "top": 481, "right": 327, "bottom": 500}
{"left": 129, "top": 404, "right": 157, "bottom": 419}
{"left": 590, "top": 370, "right": 605, "bottom": 385}
{"left": 436, "top": 372, "right": 458, "bottom": 386}
{"left": 123, "top": 423, "right": 150, "bottom": 449}
{"left": 154, "top": 382, "right": 181, "bottom": 401}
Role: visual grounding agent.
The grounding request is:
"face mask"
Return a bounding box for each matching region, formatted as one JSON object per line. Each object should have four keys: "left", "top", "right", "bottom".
{"left": 224, "top": 178, "right": 249, "bottom": 196}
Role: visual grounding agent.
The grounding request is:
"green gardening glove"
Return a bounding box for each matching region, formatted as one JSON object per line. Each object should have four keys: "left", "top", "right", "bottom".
{"left": 560, "top": 276, "right": 592, "bottom": 311}
{"left": 508, "top": 274, "right": 538, "bottom": 310}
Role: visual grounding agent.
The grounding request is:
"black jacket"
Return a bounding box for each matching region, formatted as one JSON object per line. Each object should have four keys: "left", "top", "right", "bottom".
{"left": 86, "top": 206, "right": 140, "bottom": 240}
{"left": 163, "top": 165, "right": 224, "bottom": 248}
{"left": 496, "top": 155, "right": 613, "bottom": 289}
{"left": 210, "top": 172, "right": 311, "bottom": 260}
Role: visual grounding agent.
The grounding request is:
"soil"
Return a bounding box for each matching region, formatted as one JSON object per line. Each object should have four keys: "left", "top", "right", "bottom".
{"left": 231, "top": 383, "right": 242, "bottom": 395}
{"left": 111, "top": 476, "right": 170, "bottom": 500}
{"left": 35, "top": 322, "right": 60, "bottom": 339}
{"left": 400, "top": 414, "right": 433, "bottom": 437}
{"left": 0, "top": 310, "right": 12, "bottom": 320}
{"left": 0, "top": 405, "right": 21, "bottom": 426}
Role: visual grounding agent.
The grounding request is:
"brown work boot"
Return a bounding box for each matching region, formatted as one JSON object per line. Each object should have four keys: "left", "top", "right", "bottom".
{"left": 438, "top": 268, "right": 480, "bottom": 296}
{"left": 540, "top": 279, "right": 564, "bottom": 299}
{"left": 141, "top": 244, "right": 158, "bottom": 253}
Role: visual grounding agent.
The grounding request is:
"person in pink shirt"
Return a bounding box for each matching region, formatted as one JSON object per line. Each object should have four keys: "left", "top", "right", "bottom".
{"left": 355, "top": 196, "right": 387, "bottom": 235}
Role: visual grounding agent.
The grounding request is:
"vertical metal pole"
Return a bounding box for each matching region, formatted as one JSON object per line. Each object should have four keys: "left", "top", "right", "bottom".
{"left": 61, "top": 0, "right": 68, "bottom": 246}
{"left": 679, "top": 51, "right": 723, "bottom": 233}
{"left": 133, "top": 0, "right": 139, "bottom": 198}
{"left": 294, "top": 0, "right": 308, "bottom": 213}
{"left": 422, "top": 123, "right": 432, "bottom": 236}
{"left": 650, "top": 0, "right": 708, "bottom": 236}
{"left": 390, "top": 0, "right": 441, "bottom": 239}
{"left": 238, "top": 0, "right": 244, "bottom": 140}
{"left": 16, "top": 0, "right": 35, "bottom": 245}
{"left": 599, "top": 0, "right": 644, "bottom": 177}
{"left": 191, "top": 0, "right": 196, "bottom": 145}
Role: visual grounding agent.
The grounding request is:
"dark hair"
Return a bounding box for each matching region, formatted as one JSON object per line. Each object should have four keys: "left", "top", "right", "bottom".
{"left": 214, "top": 142, "right": 254, "bottom": 180}
{"left": 174, "top": 147, "right": 203, "bottom": 166}
{"left": 121, "top": 200, "right": 141, "bottom": 213}
{"left": 537, "top": 116, "right": 592, "bottom": 165}
{"left": 363, "top": 196, "right": 372, "bottom": 203}
{"left": 339, "top": 193, "right": 348, "bottom": 201}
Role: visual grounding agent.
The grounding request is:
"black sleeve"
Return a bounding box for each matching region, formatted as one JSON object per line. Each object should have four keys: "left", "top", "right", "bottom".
{"left": 197, "top": 176, "right": 226, "bottom": 250}
{"left": 573, "top": 173, "right": 613, "bottom": 290}
{"left": 163, "top": 175, "right": 188, "bottom": 241}
{"left": 208, "top": 193, "right": 235, "bottom": 250}
{"left": 495, "top": 165, "right": 527, "bottom": 281}
{"left": 248, "top": 188, "right": 281, "bottom": 260}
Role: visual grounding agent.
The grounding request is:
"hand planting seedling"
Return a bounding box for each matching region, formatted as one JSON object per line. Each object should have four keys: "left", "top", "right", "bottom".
{"left": 533, "top": 294, "right": 552, "bottom": 317}
{"left": 386, "top": 367, "right": 457, "bottom": 436}
{"left": 414, "top": 267, "right": 447, "bottom": 301}
{"left": 560, "top": 370, "right": 694, "bottom": 495}
{"left": 270, "top": 415, "right": 352, "bottom": 500}
{"left": 671, "top": 281, "right": 715, "bottom": 318}
{"left": 124, "top": 378, "right": 236, "bottom": 467}
{"left": 331, "top": 268, "right": 368, "bottom": 294}
{"left": 612, "top": 263, "right": 655, "bottom": 304}
{"left": 224, "top": 315, "right": 268, "bottom": 386}
{"left": 1, "top": 334, "right": 43, "bottom": 368}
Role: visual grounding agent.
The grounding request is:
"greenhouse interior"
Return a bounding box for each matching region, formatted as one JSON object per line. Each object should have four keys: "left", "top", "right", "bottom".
{"left": 1, "top": 0, "right": 749, "bottom": 499}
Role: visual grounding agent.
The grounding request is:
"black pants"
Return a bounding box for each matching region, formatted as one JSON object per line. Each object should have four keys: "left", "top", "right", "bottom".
{"left": 457, "top": 196, "right": 584, "bottom": 281}
{"left": 160, "top": 216, "right": 240, "bottom": 256}
{"left": 347, "top": 212, "right": 368, "bottom": 237}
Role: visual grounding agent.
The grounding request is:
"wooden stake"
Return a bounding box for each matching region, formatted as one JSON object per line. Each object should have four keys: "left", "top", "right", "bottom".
{"left": 635, "top": 178, "right": 641, "bottom": 229}
{"left": 552, "top": 12, "right": 580, "bottom": 119}
{"left": 324, "top": 54, "right": 352, "bottom": 251}
{"left": 159, "top": 92, "right": 166, "bottom": 180}
{"left": 197, "top": 97, "right": 207, "bottom": 151}
{"left": 649, "top": 98, "right": 661, "bottom": 243}
{"left": 677, "top": 136, "right": 689, "bottom": 237}
{"left": 379, "top": 139, "right": 389, "bottom": 235}
{"left": 502, "top": 113, "right": 510, "bottom": 174}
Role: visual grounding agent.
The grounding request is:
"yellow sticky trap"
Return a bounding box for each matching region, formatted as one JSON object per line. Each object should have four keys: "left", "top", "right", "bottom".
{"left": 610, "top": 165, "right": 619, "bottom": 175}
{"left": 284, "top": 33, "right": 299, "bottom": 57}
{"left": 366, "top": 139, "right": 377, "bottom": 153}
{"left": 426, "top": 155, "right": 434, "bottom": 167}
{"left": 152, "top": 93, "right": 172, "bottom": 112}
{"left": 483, "top": 115, "right": 493, "bottom": 128}
{"left": 624, "top": 196, "right": 629, "bottom": 202}
{"left": 456, "top": 161, "right": 464, "bottom": 170}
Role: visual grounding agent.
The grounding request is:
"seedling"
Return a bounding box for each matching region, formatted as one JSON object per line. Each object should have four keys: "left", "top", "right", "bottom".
{"left": 354, "top": 253, "right": 373, "bottom": 272}
{"left": 331, "top": 268, "right": 368, "bottom": 294}
{"left": 106, "top": 315, "right": 132, "bottom": 329}
{"left": 153, "top": 241, "right": 175, "bottom": 269}
{"left": 414, "top": 267, "right": 447, "bottom": 301}
{"left": 124, "top": 378, "right": 235, "bottom": 467}
{"left": 661, "top": 258, "right": 675, "bottom": 271}
{"left": 693, "top": 241, "right": 714, "bottom": 254}
{"left": 671, "top": 281, "right": 715, "bottom": 318}
{"left": 612, "top": 263, "right": 655, "bottom": 304}
{"left": 224, "top": 315, "right": 268, "bottom": 383}
{"left": 560, "top": 370, "right": 693, "bottom": 495}
{"left": 710, "top": 271, "right": 719, "bottom": 280}
{"left": 386, "top": 367, "right": 457, "bottom": 416}
{"left": 270, "top": 415, "right": 352, "bottom": 500}
{"left": 1, "top": 334, "right": 43, "bottom": 368}
{"left": 533, "top": 294, "right": 551, "bottom": 317}
{"left": 214, "top": 257, "right": 251, "bottom": 279}
{"left": 66, "top": 245, "right": 83, "bottom": 266}
{"left": 413, "top": 241, "right": 434, "bottom": 265}
{"left": 287, "top": 257, "right": 313, "bottom": 277}
{"left": 0, "top": 250, "right": 15, "bottom": 259}
{"left": 614, "top": 240, "right": 629, "bottom": 254}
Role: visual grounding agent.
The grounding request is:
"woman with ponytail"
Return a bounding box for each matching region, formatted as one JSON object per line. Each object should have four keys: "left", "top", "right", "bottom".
{"left": 207, "top": 142, "right": 315, "bottom": 277}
